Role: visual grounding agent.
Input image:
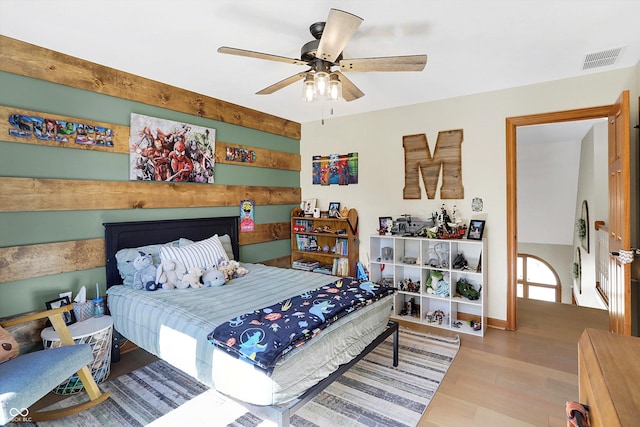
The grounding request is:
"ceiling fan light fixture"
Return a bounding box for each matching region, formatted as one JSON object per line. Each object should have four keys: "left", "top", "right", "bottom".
{"left": 314, "top": 71, "right": 329, "bottom": 97}
{"left": 302, "top": 73, "right": 316, "bottom": 102}
{"left": 327, "top": 73, "right": 342, "bottom": 101}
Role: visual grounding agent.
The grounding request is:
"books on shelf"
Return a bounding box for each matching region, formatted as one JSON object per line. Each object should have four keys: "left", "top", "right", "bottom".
{"left": 335, "top": 238, "right": 348, "bottom": 256}
{"left": 312, "top": 264, "right": 334, "bottom": 275}
{"left": 292, "top": 259, "right": 320, "bottom": 271}
{"left": 332, "top": 258, "right": 349, "bottom": 276}
{"left": 295, "top": 234, "right": 318, "bottom": 251}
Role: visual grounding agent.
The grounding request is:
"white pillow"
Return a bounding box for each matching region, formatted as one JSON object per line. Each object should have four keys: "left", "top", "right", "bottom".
{"left": 160, "top": 234, "right": 229, "bottom": 271}
{"left": 179, "top": 233, "right": 235, "bottom": 260}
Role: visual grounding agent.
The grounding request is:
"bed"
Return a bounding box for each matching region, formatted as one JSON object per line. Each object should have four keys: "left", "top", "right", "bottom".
{"left": 104, "top": 216, "right": 397, "bottom": 424}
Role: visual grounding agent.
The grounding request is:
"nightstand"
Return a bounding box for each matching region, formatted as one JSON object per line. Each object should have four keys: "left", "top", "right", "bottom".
{"left": 41, "top": 315, "right": 113, "bottom": 394}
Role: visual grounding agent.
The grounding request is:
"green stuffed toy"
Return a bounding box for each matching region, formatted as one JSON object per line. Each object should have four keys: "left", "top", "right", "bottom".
{"left": 427, "top": 270, "right": 450, "bottom": 297}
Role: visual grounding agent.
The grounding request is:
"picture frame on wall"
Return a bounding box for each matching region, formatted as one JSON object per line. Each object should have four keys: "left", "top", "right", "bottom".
{"left": 581, "top": 200, "right": 590, "bottom": 253}
{"left": 45, "top": 296, "right": 76, "bottom": 326}
{"left": 466, "top": 219, "right": 486, "bottom": 240}
{"left": 328, "top": 202, "right": 340, "bottom": 218}
{"left": 575, "top": 246, "right": 582, "bottom": 294}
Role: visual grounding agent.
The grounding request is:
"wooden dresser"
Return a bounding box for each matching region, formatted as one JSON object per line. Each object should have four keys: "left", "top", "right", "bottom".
{"left": 578, "top": 328, "right": 640, "bottom": 426}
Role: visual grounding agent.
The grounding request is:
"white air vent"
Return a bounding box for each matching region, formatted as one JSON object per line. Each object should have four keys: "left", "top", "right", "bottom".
{"left": 582, "top": 46, "right": 624, "bottom": 70}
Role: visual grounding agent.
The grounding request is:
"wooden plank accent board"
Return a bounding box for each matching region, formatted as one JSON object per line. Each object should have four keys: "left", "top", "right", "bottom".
{"left": 0, "top": 35, "right": 301, "bottom": 140}
{"left": 0, "top": 239, "right": 104, "bottom": 283}
{"left": 0, "top": 177, "right": 300, "bottom": 212}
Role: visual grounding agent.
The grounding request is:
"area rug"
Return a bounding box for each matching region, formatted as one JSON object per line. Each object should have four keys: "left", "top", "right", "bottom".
{"left": 26, "top": 328, "right": 459, "bottom": 427}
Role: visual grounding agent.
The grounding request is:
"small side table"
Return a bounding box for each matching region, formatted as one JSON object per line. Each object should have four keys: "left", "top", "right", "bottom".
{"left": 41, "top": 315, "right": 113, "bottom": 395}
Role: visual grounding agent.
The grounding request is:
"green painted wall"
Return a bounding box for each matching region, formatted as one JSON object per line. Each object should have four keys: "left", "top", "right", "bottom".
{"left": 0, "top": 71, "right": 299, "bottom": 317}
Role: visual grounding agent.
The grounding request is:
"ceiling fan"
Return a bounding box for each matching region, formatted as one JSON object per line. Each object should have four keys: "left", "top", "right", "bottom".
{"left": 218, "top": 9, "right": 427, "bottom": 102}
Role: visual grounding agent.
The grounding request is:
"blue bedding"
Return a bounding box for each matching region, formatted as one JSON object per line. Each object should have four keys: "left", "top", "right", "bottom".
{"left": 208, "top": 278, "right": 395, "bottom": 373}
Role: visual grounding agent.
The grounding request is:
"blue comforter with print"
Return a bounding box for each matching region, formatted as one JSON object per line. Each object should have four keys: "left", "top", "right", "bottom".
{"left": 208, "top": 278, "right": 395, "bottom": 374}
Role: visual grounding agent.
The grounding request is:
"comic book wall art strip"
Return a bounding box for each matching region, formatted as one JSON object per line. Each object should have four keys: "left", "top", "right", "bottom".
{"left": 312, "top": 152, "right": 358, "bottom": 185}
{"left": 8, "top": 114, "right": 114, "bottom": 147}
{"left": 129, "top": 113, "right": 215, "bottom": 183}
{"left": 226, "top": 146, "right": 256, "bottom": 163}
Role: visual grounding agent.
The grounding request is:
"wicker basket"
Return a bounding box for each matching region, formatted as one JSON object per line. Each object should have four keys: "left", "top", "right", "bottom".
{"left": 73, "top": 301, "right": 93, "bottom": 322}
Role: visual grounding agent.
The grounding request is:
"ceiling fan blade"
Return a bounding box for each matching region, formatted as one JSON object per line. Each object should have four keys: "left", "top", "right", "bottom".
{"left": 256, "top": 71, "right": 309, "bottom": 95}
{"left": 316, "top": 9, "right": 363, "bottom": 63}
{"left": 334, "top": 71, "right": 364, "bottom": 102}
{"left": 339, "top": 55, "right": 427, "bottom": 72}
{"left": 218, "top": 46, "right": 308, "bottom": 66}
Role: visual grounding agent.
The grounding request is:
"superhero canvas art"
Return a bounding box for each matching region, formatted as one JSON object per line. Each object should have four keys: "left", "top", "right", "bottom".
{"left": 129, "top": 113, "right": 215, "bottom": 183}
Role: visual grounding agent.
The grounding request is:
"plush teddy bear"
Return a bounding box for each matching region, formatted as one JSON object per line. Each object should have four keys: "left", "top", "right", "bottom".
{"left": 202, "top": 268, "right": 226, "bottom": 287}
{"left": 217, "top": 260, "right": 249, "bottom": 281}
{"left": 132, "top": 251, "right": 159, "bottom": 291}
{"left": 156, "top": 258, "right": 187, "bottom": 290}
{"left": 182, "top": 267, "right": 204, "bottom": 288}
{"left": 0, "top": 326, "right": 19, "bottom": 364}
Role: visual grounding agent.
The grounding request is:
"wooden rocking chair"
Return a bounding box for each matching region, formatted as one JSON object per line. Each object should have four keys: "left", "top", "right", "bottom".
{"left": 0, "top": 305, "right": 110, "bottom": 424}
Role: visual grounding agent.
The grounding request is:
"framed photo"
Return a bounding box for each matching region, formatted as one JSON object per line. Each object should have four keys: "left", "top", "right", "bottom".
{"left": 575, "top": 247, "right": 582, "bottom": 294}
{"left": 45, "top": 296, "right": 76, "bottom": 326}
{"left": 302, "top": 199, "right": 317, "bottom": 216}
{"left": 581, "top": 200, "right": 589, "bottom": 253}
{"left": 328, "top": 202, "right": 341, "bottom": 218}
{"left": 467, "top": 219, "right": 486, "bottom": 240}
{"left": 379, "top": 216, "right": 393, "bottom": 233}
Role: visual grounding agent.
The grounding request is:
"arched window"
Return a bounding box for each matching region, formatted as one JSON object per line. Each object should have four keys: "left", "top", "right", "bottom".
{"left": 517, "top": 253, "right": 561, "bottom": 302}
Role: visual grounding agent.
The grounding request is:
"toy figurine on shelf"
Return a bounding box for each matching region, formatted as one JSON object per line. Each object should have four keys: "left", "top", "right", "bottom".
{"left": 433, "top": 309, "right": 446, "bottom": 325}
{"left": 429, "top": 203, "right": 468, "bottom": 239}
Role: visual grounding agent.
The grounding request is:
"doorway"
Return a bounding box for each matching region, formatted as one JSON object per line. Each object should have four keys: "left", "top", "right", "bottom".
{"left": 505, "top": 105, "right": 612, "bottom": 330}
{"left": 517, "top": 118, "right": 608, "bottom": 306}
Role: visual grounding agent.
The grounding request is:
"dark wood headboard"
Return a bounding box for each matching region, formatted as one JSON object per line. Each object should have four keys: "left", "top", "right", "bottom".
{"left": 103, "top": 216, "right": 239, "bottom": 288}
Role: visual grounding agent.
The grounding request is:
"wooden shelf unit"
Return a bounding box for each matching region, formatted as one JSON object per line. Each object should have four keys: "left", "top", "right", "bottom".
{"left": 290, "top": 208, "right": 359, "bottom": 277}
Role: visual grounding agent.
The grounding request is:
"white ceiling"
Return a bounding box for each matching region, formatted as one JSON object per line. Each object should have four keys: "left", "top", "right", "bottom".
{"left": 1, "top": 1, "right": 639, "bottom": 125}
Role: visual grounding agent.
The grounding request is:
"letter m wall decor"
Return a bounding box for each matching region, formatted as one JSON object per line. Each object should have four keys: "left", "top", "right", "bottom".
{"left": 403, "top": 129, "right": 464, "bottom": 199}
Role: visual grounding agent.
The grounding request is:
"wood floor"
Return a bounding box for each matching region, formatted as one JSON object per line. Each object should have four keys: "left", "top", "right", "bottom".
{"left": 417, "top": 297, "right": 609, "bottom": 426}
{"left": 35, "top": 298, "right": 609, "bottom": 426}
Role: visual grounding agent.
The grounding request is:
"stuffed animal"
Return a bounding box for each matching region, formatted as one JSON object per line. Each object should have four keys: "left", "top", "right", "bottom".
{"left": 0, "top": 326, "right": 19, "bottom": 364}
{"left": 202, "top": 268, "right": 226, "bottom": 287}
{"left": 218, "top": 260, "right": 249, "bottom": 281}
{"left": 131, "top": 251, "right": 159, "bottom": 291}
{"left": 182, "top": 267, "right": 204, "bottom": 288}
{"left": 156, "top": 258, "right": 187, "bottom": 290}
{"left": 426, "top": 270, "right": 443, "bottom": 288}
{"left": 435, "top": 279, "right": 450, "bottom": 297}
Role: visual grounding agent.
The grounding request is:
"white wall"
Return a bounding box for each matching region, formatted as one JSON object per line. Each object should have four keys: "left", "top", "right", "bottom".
{"left": 573, "top": 122, "right": 608, "bottom": 309}
{"left": 300, "top": 67, "right": 636, "bottom": 322}
{"left": 517, "top": 137, "right": 581, "bottom": 245}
